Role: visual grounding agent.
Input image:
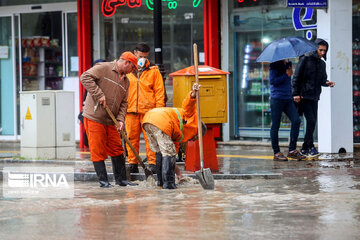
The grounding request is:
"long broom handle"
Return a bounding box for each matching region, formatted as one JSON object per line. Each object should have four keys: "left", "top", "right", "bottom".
{"left": 193, "top": 43, "right": 205, "bottom": 170}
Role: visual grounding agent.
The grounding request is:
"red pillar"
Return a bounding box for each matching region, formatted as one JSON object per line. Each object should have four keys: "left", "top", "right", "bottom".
{"left": 205, "top": 0, "right": 221, "bottom": 140}
{"left": 204, "top": 0, "right": 221, "bottom": 139}
{"left": 204, "top": 0, "right": 219, "bottom": 68}
{"left": 77, "top": 0, "right": 92, "bottom": 149}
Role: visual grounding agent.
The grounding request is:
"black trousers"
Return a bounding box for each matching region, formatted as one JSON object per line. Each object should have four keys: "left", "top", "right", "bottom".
{"left": 302, "top": 99, "right": 318, "bottom": 150}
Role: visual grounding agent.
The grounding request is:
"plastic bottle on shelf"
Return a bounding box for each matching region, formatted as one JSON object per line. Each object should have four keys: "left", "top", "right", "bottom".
{"left": 354, "top": 103, "right": 358, "bottom": 112}
{"left": 354, "top": 64, "right": 359, "bottom": 71}
{"left": 48, "top": 65, "right": 54, "bottom": 76}
{"left": 354, "top": 64, "right": 360, "bottom": 76}
{"left": 355, "top": 39, "right": 360, "bottom": 55}
{"left": 353, "top": 41, "right": 357, "bottom": 55}
{"left": 354, "top": 83, "right": 359, "bottom": 91}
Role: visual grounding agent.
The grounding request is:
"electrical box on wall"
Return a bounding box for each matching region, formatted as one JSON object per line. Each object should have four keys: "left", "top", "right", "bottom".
{"left": 20, "top": 91, "right": 75, "bottom": 159}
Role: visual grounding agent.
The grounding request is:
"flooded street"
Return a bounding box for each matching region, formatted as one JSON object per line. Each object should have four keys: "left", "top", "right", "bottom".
{"left": 1, "top": 167, "right": 360, "bottom": 240}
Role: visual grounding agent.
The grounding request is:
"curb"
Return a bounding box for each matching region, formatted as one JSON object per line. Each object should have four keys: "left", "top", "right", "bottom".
{"left": 0, "top": 170, "right": 282, "bottom": 182}
{"left": 128, "top": 173, "right": 282, "bottom": 181}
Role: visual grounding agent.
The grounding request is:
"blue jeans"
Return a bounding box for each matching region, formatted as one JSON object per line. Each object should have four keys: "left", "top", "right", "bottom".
{"left": 270, "top": 98, "right": 301, "bottom": 154}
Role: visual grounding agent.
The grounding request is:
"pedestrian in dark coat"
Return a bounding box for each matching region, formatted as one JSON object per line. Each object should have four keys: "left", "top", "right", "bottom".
{"left": 292, "top": 38, "right": 335, "bottom": 157}
{"left": 270, "top": 60, "right": 304, "bottom": 161}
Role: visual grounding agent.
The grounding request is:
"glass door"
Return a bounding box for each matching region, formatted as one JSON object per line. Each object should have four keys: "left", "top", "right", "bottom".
{"left": 0, "top": 16, "right": 15, "bottom": 135}
{"left": 19, "top": 11, "right": 63, "bottom": 91}
{"left": 64, "top": 12, "right": 78, "bottom": 77}
{"left": 233, "top": 7, "right": 302, "bottom": 140}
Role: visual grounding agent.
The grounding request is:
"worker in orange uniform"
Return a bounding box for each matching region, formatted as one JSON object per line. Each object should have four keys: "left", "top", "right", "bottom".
{"left": 143, "top": 83, "right": 206, "bottom": 189}
{"left": 81, "top": 52, "right": 138, "bottom": 188}
{"left": 125, "top": 43, "right": 165, "bottom": 174}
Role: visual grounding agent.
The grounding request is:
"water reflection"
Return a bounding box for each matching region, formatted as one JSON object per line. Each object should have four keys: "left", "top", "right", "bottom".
{"left": 1, "top": 173, "right": 360, "bottom": 239}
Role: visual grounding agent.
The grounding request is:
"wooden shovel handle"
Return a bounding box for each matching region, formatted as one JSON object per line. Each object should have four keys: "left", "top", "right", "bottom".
{"left": 104, "top": 106, "right": 150, "bottom": 173}
{"left": 193, "top": 43, "right": 205, "bottom": 170}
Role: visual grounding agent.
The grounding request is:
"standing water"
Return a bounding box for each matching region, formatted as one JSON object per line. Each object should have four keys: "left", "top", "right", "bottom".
{"left": 1, "top": 168, "right": 360, "bottom": 240}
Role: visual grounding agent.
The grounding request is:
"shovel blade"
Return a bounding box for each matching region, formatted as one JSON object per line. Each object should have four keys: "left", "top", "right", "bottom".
{"left": 195, "top": 168, "right": 215, "bottom": 190}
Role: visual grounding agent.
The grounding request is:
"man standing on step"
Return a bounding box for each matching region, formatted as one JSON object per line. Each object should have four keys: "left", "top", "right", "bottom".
{"left": 292, "top": 38, "right": 335, "bottom": 158}
{"left": 125, "top": 43, "right": 165, "bottom": 174}
{"left": 81, "top": 52, "right": 138, "bottom": 188}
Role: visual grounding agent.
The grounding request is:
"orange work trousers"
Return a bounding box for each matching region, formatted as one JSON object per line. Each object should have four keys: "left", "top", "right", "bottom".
{"left": 84, "top": 117, "right": 124, "bottom": 162}
{"left": 125, "top": 113, "right": 156, "bottom": 165}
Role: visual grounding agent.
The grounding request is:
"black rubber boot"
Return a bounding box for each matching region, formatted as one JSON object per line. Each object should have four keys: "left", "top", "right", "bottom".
{"left": 155, "top": 152, "right": 163, "bottom": 187}
{"left": 162, "top": 155, "right": 177, "bottom": 189}
{"left": 111, "top": 155, "right": 138, "bottom": 186}
{"left": 93, "top": 161, "right": 112, "bottom": 188}
{"left": 129, "top": 163, "right": 139, "bottom": 174}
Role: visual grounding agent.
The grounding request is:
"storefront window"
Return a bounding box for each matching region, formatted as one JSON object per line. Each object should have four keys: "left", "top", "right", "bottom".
{"left": 66, "top": 12, "right": 78, "bottom": 77}
{"left": 20, "top": 12, "right": 63, "bottom": 91}
{"left": 228, "top": 0, "right": 308, "bottom": 140}
{"left": 353, "top": 0, "right": 360, "bottom": 143}
{"left": 98, "top": 0, "right": 204, "bottom": 105}
{"left": 0, "top": 2, "right": 76, "bottom": 138}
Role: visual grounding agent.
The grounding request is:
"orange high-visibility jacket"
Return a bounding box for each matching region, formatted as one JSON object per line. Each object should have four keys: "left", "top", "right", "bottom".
{"left": 143, "top": 91, "right": 198, "bottom": 143}
{"left": 126, "top": 64, "right": 165, "bottom": 114}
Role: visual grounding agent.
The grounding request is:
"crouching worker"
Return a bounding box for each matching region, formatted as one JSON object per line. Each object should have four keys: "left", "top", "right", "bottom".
{"left": 80, "top": 52, "right": 138, "bottom": 188}
{"left": 143, "top": 83, "right": 205, "bottom": 189}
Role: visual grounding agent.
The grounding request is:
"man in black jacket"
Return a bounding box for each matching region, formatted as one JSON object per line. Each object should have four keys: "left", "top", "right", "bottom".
{"left": 292, "top": 38, "right": 335, "bottom": 157}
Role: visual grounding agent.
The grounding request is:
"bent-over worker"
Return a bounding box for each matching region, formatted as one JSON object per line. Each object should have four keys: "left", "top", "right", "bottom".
{"left": 142, "top": 83, "right": 205, "bottom": 189}
{"left": 81, "top": 52, "right": 138, "bottom": 188}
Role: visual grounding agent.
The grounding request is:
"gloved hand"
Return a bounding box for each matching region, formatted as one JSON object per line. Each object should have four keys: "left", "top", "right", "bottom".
{"left": 192, "top": 83, "right": 201, "bottom": 91}
{"left": 191, "top": 83, "right": 201, "bottom": 98}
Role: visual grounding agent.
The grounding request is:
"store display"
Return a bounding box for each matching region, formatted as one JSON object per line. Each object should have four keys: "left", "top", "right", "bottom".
{"left": 21, "top": 36, "right": 63, "bottom": 91}
{"left": 353, "top": 37, "right": 360, "bottom": 142}
{"left": 239, "top": 39, "right": 298, "bottom": 131}
{"left": 241, "top": 41, "right": 272, "bottom": 128}
{"left": 353, "top": 8, "right": 360, "bottom": 142}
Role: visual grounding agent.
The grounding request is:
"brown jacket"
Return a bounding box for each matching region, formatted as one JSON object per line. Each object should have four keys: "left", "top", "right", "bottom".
{"left": 80, "top": 61, "right": 129, "bottom": 125}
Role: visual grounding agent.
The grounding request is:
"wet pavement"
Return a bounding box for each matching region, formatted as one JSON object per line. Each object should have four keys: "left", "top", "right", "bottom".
{"left": 1, "top": 143, "right": 360, "bottom": 239}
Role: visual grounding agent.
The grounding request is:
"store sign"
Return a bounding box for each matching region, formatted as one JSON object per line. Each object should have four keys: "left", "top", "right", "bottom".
{"left": 146, "top": 0, "right": 201, "bottom": 11}
{"left": 292, "top": 8, "right": 316, "bottom": 31}
{"left": 287, "top": 0, "right": 327, "bottom": 8}
{"left": 292, "top": 7, "right": 317, "bottom": 40}
{"left": 237, "top": 0, "right": 258, "bottom": 2}
{"left": 102, "top": 0, "right": 201, "bottom": 17}
{"left": 102, "top": 0, "right": 141, "bottom": 17}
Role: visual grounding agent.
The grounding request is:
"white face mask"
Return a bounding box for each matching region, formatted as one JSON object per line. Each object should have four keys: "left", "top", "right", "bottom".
{"left": 137, "top": 58, "right": 146, "bottom": 70}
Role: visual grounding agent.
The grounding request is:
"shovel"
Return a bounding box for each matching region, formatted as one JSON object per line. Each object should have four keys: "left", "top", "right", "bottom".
{"left": 193, "top": 43, "right": 215, "bottom": 190}
{"left": 104, "top": 105, "right": 154, "bottom": 180}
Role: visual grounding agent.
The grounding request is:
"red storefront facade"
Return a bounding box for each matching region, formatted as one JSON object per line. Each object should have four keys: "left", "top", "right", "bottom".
{"left": 77, "top": 0, "right": 222, "bottom": 148}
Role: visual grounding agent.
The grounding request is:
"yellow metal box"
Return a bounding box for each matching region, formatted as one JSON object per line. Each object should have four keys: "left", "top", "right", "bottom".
{"left": 170, "top": 65, "right": 229, "bottom": 124}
